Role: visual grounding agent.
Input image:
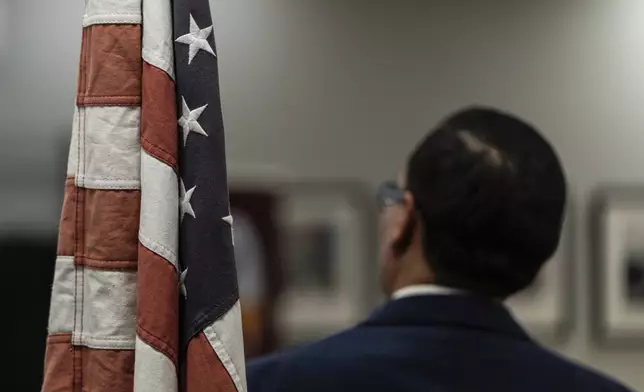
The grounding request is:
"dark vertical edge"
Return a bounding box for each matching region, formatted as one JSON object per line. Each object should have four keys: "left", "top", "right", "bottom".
{"left": 589, "top": 187, "right": 608, "bottom": 346}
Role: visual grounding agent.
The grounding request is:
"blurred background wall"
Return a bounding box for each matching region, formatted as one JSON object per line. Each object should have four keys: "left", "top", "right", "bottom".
{"left": 2, "top": 0, "right": 644, "bottom": 389}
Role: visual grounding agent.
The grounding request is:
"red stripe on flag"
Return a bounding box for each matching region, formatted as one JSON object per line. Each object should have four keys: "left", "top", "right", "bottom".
{"left": 77, "top": 24, "right": 142, "bottom": 107}
{"left": 79, "top": 346, "right": 135, "bottom": 392}
{"left": 74, "top": 187, "right": 140, "bottom": 269}
{"left": 58, "top": 178, "right": 77, "bottom": 257}
{"left": 183, "top": 333, "right": 237, "bottom": 392}
{"left": 141, "top": 62, "right": 179, "bottom": 171}
{"left": 41, "top": 334, "right": 74, "bottom": 392}
{"left": 137, "top": 244, "right": 180, "bottom": 366}
{"left": 42, "top": 334, "right": 136, "bottom": 392}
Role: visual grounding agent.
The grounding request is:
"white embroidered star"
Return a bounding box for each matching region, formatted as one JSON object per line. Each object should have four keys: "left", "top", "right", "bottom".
{"left": 222, "top": 214, "right": 234, "bottom": 246}
{"left": 180, "top": 179, "right": 197, "bottom": 221}
{"left": 178, "top": 96, "right": 208, "bottom": 146}
{"left": 175, "top": 14, "right": 216, "bottom": 64}
{"left": 179, "top": 268, "right": 188, "bottom": 298}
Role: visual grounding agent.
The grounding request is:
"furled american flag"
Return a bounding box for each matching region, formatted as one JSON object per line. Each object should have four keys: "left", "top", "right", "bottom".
{"left": 41, "top": 0, "right": 246, "bottom": 390}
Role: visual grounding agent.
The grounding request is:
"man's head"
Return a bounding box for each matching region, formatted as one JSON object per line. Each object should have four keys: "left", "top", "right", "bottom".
{"left": 378, "top": 106, "right": 567, "bottom": 299}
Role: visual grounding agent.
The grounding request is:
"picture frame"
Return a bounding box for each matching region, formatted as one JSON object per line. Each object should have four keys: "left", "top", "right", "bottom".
{"left": 277, "top": 182, "right": 376, "bottom": 346}
{"left": 505, "top": 200, "right": 575, "bottom": 343}
{"left": 591, "top": 187, "right": 644, "bottom": 346}
{"left": 229, "top": 178, "right": 377, "bottom": 348}
{"left": 229, "top": 190, "right": 282, "bottom": 358}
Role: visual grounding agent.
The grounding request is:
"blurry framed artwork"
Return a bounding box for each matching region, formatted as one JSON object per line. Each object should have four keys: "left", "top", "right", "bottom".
{"left": 229, "top": 191, "right": 282, "bottom": 358}
{"left": 505, "top": 203, "right": 575, "bottom": 343}
{"left": 275, "top": 181, "right": 376, "bottom": 346}
{"left": 230, "top": 178, "right": 377, "bottom": 348}
{"left": 591, "top": 187, "right": 644, "bottom": 346}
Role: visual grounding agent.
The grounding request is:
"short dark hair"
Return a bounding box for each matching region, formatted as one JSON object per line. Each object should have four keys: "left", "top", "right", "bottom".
{"left": 406, "top": 106, "right": 566, "bottom": 298}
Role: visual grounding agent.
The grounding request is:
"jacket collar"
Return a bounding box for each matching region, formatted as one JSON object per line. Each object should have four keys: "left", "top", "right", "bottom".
{"left": 391, "top": 284, "right": 463, "bottom": 300}
{"left": 363, "top": 294, "right": 531, "bottom": 342}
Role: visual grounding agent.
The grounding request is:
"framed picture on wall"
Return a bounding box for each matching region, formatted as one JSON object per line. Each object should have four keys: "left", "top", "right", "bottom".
{"left": 275, "top": 181, "right": 376, "bottom": 346}
{"left": 230, "top": 178, "right": 377, "bottom": 348}
{"left": 591, "top": 187, "right": 644, "bottom": 346}
{"left": 505, "top": 202, "right": 575, "bottom": 343}
{"left": 229, "top": 190, "right": 282, "bottom": 358}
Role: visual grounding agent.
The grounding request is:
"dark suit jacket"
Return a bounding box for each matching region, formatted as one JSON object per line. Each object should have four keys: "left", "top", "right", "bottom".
{"left": 247, "top": 295, "right": 632, "bottom": 392}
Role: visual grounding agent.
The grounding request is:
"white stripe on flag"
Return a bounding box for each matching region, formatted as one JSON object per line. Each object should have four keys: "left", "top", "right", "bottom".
{"left": 203, "top": 300, "right": 247, "bottom": 392}
{"left": 82, "top": 0, "right": 142, "bottom": 27}
{"left": 133, "top": 336, "right": 178, "bottom": 392}
{"left": 47, "top": 256, "right": 76, "bottom": 334}
{"left": 142, "top": 0, "right": 175, "bottom": 79}
{"left": 72, "top": 267, "right": 137, "bottom": 350}
{"left": 75, "top": 106, "right": 142, "bottom": 190}
{"left": 67, "top": 107, "right": 80, "bottom": 178}
{"left": 139, "top": 150, "right": 179, "bottom": 270}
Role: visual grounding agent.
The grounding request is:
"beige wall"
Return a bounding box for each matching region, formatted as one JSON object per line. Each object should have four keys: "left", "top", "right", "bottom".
{"left": 2, "top": 0, "right": 644, "bottom": 388}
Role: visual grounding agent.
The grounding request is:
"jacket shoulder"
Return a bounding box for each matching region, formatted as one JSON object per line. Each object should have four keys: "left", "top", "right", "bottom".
{"left": 246, "top": 325, "right": 635, "bottom": 392}
{"left": 247, "top": 328, "right": 364, "bottom": 391}
{"left": 526, "top": 345, "right": 634, "bottom": 392}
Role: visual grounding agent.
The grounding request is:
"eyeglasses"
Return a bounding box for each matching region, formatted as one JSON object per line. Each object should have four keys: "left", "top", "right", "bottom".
{"left": 376, "top": 181, "right": 406, "bottom": 210}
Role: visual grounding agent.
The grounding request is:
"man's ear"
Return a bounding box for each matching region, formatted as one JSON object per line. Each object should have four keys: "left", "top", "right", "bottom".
{"left": 403, "top": 190, "right": 415, "bottom": 213}
{"left": 391, "top": 191, "right": 417, "bottom": 256}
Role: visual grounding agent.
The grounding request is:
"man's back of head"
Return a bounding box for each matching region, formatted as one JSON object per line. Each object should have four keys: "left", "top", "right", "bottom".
{"left": 406, "top": 106, "right": 567, "bottom": 298}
